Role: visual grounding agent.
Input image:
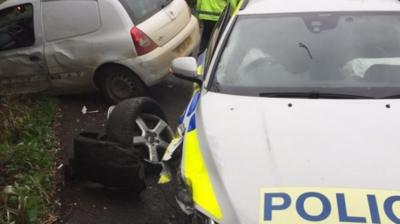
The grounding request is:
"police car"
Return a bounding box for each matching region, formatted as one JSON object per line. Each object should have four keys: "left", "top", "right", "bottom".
{"left": 165, "top": 0, "right": 400, "bottom": 223}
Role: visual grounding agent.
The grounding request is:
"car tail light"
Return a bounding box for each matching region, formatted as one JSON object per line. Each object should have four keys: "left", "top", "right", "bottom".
{"left": 130, "top": 27, "right": 158, "bottom": 56}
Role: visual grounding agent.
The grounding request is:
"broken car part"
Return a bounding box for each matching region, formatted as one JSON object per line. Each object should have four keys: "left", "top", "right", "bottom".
{"left": 107, "top": 97, "right": 174, "bottom": 164}
{"left": 72, "top": 132, "right": 145, "bottom": 192}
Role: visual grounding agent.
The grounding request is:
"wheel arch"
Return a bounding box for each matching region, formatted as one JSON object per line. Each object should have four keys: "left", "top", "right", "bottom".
{"left": 93, "top": 62, "right": 146, "bottom": 89}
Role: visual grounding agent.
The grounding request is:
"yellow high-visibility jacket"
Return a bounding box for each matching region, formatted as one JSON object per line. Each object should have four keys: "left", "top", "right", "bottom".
{"left": 196, "top": 0, "right": 227, "bottom": 21}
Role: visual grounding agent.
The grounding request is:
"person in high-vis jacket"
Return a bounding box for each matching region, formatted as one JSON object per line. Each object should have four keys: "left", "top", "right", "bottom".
{"left": 196, "top": 0, "right": 227, "bottom": 52}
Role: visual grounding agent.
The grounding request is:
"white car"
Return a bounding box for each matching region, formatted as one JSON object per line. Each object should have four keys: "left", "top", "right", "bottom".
{"left": 164, "top": 0, "right": 400, "bottom": 223}
{"left": 0, "top": 0, "right": 200, "bottom": 103}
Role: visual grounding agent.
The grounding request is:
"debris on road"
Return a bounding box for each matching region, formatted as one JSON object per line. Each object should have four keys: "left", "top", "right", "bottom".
{"left": 81, "top": 106, "right": 99, "bottom": 115}
{"left": 71, "top": 132, "right": 145, "bottom": 192}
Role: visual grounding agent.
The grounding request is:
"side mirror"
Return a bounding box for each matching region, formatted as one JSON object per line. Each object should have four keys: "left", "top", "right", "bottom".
{"left": 171, "top": 57, "right": 203, "bottom": 86}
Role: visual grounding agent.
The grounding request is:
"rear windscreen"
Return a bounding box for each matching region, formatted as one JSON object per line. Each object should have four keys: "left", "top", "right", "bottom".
{"left": 119, "top": 0, "right": 171, "bottom": 24}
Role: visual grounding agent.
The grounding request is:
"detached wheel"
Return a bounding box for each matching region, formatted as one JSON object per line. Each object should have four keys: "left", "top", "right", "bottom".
{"left": 100, "top": 66, "right": 145, "bottom": 104}
{"left": 107, "top": 97, "right": 174, "bottom": 165}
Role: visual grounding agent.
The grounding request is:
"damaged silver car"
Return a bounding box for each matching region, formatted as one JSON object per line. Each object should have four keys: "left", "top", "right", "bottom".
{"left": 0, "top": 0, "right": 200, "bottom": 103}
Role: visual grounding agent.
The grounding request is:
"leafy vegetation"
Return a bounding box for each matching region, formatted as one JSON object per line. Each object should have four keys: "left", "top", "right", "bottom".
{"left": 0, "top": 96, "right": 59, "bottom": 224}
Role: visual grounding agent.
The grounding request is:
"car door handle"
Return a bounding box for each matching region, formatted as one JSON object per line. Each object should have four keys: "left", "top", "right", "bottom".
{"left": 29, "top": 55, "right": 41, "bottom": 62}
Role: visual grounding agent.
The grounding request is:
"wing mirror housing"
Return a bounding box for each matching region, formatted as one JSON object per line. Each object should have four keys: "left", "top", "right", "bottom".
{"left": 171, "top": 57, "right": 203, "bottom": 86}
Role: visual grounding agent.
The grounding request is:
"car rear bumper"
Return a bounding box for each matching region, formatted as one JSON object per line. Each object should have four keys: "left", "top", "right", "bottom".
{"left": 118, "top": 15, "right": 200, "bottom": 86}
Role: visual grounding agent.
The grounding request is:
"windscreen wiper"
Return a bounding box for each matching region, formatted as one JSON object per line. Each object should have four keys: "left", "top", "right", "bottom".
{"left": 382, "top": 94, "right": 400, "bottom": 99}
{"left": 299, "top": 42, "right": 313, "bottom": 59}
{"left": 259, "top": 91, "right": 373, "bottom": 99}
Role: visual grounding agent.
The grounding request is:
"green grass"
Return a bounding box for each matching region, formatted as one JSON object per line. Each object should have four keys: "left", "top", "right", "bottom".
{"left": 0, "top": 96, "right": 59, "bottom": 224}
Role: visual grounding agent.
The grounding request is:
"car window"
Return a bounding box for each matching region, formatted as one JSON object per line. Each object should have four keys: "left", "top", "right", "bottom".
{"left": 119, "top": 0, "right": 171, "bottom": 24}
{"left": 43, "top": 0, "right": 100, "bottom": 41}
{"left": 212, "top": 12, "right": 400, "bottom": 98}
{"left": 0, "top": 4, "right": 34, "bottom": 51}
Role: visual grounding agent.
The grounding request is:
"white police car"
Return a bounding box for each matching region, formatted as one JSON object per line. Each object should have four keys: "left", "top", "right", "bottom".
{"left": 165, "top": 0, "right": 400, "bottom": 223}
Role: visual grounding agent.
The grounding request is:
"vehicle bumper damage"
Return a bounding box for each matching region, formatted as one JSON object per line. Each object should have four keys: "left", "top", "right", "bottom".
{"left": 157, "top": 124, "right": 220, "bottom": 224}
{"left": 69, "top": 132, "right": 145, "bottom": 192}
{"left": 68, "top": 95, "right": 218, "bottom": 223}
{"left": 68, "top": 97, "right": 174, "bottom": 195}
{"left": 0, "top": 56, "right": 50, "bottom": 95}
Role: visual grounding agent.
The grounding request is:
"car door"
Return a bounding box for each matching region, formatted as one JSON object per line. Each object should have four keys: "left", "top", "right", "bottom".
{"left": 42, "top": 0, "right": 101, "bottom": 92}
{"left": 0, "top": 1, "right": 49, "bottom": 95}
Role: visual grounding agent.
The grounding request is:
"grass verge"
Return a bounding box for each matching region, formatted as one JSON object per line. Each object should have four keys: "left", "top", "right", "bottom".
{"left": 0, "top": 96, "right": 59, "bottom": 224}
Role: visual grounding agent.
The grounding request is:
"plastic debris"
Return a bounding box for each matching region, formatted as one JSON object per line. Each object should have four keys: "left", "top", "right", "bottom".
{"left": 158, "top": 163, "right": 172, "bottom": 184}
{"left": 81, "top": 106, "right": 99, "bottom": 114}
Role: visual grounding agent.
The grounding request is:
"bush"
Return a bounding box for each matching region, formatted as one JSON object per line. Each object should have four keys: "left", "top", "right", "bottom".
{"left": 0, "top": 96, "right": 59, "bottom": 224}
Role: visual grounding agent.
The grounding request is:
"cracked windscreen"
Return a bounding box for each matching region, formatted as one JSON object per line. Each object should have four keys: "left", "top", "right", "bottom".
{"left": 213, "top": 12, "right": 400, "bottom": 98}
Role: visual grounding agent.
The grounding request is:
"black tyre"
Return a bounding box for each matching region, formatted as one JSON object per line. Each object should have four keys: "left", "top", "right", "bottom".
{"left": 100, "top": 66, "right": 146, "bottom": 104}
{"left": 73, "top": 132, "right": 145, "bottom": 192}
{"left": 107, "top": 97, "right": 174, "bottom": 165}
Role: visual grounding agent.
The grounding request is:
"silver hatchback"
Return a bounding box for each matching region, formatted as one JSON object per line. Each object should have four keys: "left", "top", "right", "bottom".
{"left": 0, "top": 0, "right": 200, "bottom": 102}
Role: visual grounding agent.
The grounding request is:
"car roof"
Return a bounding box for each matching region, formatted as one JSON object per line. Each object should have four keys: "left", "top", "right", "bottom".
{"left": 239, "top": 0, "right": 400, "bottom": 15}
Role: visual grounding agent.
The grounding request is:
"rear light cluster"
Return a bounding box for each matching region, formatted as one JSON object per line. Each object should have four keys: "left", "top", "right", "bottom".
{"left": 130, "top": 27, "right": 158, "bottom": 56}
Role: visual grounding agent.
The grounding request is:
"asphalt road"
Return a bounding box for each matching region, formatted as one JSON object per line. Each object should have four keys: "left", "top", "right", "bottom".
{"left": 58, "top": 76, "right": 192, "bottom": 224}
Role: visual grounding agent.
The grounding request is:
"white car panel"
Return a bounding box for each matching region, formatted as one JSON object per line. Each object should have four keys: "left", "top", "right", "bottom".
{"left": 138, "top": 0, "right": 191, "bottom": 47}
{"left": 43, "top": 0, "right": 101, "bottom": 42}
{"left": 196, "top": 91, "right": 400, "bottom": 223}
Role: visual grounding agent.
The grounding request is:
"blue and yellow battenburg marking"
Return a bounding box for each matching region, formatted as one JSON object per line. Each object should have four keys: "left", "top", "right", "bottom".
{"left": 260, "top": 187, "right": 400, "bottom": 224}
{"left": 183, "top": 129, "right": 223, "bottom": 221}
{"left": 174, "top": 46, "right": 228, "bottom": 220}
{"left": 179, "top": 87, "right": 223, "bottom": 220}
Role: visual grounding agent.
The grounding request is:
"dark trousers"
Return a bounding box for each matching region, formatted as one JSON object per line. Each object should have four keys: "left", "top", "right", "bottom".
{"left": 200, "top": 20, "right": 217, "bottom": 54}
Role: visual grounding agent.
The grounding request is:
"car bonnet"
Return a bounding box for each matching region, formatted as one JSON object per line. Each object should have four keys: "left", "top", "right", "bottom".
{"left": 192, "top": 91, "right": 400, "bottom": 224}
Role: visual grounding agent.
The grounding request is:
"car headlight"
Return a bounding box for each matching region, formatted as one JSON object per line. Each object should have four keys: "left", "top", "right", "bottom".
{"left": 181, "top": 128, "right": 223, "bottom": 221}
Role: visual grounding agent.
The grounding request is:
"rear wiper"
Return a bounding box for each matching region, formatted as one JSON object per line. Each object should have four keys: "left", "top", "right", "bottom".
{"left": 259, "top": 91, "right": 373, "bottom": 99}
